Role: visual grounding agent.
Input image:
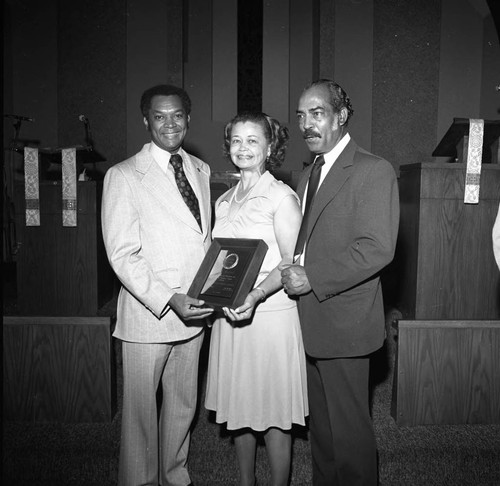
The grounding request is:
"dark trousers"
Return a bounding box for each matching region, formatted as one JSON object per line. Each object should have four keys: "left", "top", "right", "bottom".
{"left": 306, "top": 355, "right": 378, "bottom": 486}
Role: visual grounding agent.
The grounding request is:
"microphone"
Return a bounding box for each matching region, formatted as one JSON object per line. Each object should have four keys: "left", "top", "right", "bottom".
{"left": 4, "top": 114, "right": 34, "bottom": 122}
{"left": 79, "top": 114, "right": 93, "bottom": 146}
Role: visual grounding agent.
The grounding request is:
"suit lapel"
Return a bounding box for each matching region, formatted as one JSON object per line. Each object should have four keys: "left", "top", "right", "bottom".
{"left": 136, "top": 146, "right": 204, "bottom": 233}
{"left": 307, "top": 140, "right": 357, "bottom": 237}
{"left": 296, "top": 165, "right": 311, "bottom": 202}
{"left": 182, "top": 151, "right": 211, "bottom": 234}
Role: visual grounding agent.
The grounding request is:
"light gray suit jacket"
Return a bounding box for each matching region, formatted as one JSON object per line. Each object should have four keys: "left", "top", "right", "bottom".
{"left": 102, "top": 143, "right": 212, "bottom": 343}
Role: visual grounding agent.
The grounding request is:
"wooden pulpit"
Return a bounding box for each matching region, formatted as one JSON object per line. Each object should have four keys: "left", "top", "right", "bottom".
{"left": 14, "top": 181, "right": 114, "bottom": 316}
{"left": 3, "top": 151, "right": 117, "bottom": 423}
{"left": 392, "top": 119, "right": 500, "bottom": 426}
{"left": 37, "top": 144, "right": 106, "bottom": 181}
{"left": 432, "top": 117, "right": 500, "bottom": 164}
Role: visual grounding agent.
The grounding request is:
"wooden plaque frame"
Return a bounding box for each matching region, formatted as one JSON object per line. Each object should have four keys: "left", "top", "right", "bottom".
{"left": 188, "top": 238, "right": 268, "bottom": 311}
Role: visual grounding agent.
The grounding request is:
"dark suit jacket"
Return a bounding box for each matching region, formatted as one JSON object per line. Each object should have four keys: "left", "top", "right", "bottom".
{"left": 297, "top": 138, "right": 399, "bottom": 358}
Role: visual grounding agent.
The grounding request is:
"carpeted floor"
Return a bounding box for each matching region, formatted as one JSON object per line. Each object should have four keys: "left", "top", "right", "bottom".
{"left": 3, "top": 273, "right": 500, "bottom": 485}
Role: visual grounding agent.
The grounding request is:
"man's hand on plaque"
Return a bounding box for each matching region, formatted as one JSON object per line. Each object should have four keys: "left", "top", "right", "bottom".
{"left": 169, "top": 293, "right": 214, "bottom": 320}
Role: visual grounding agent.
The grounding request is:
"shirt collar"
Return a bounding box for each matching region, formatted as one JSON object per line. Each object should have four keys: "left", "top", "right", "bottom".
{"left": 220, "top": 170, "right": 273, "bottom": 203}
{"left": 315, "top": 133, "right": 350, "bottom": 187}
{"left": 322, "top": 132, "right": 350, "bottom": 166}
{"left": 149, "top": 142, "right": 183, "bottom": 173}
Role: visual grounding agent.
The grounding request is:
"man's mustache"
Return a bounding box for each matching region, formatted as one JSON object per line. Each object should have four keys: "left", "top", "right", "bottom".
{"left": 303, "top": 129, "right": 321, "bottom": 139}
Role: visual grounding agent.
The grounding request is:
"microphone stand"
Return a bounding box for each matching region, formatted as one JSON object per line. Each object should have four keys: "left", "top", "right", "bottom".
{"left": 3, "top": 115, "right": 31, "bottom": 261}
{"left": 79, "top": 116, "right": 96, "bottom": 179}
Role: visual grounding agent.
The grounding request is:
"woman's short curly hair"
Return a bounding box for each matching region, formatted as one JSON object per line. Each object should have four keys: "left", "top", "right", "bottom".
{"left": 222, "top": 112, "right": 289, "bottom": 172}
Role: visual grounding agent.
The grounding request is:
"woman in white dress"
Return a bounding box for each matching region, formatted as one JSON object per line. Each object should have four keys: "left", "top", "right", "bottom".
{"left": 205, "top": 112, "right": 308, "bottom": 486}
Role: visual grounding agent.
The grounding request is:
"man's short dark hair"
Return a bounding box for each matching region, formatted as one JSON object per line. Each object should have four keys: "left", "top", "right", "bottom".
{"left": 140, "top": 85, "right": 192, "bottom": 117}
{"left": 306, "top": 79, "right": 354, "bottom": 124}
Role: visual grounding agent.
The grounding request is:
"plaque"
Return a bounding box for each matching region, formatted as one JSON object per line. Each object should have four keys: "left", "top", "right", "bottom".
{"left": 188, "top": 238, "right": 268, "bottom": 311}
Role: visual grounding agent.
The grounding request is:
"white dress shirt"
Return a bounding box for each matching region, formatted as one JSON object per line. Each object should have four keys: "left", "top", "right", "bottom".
{"left": 149, "top": 142, "right": 176, "bottom": 174}
{"left": 297, "top": 133, "right": 351, "bottom": 264}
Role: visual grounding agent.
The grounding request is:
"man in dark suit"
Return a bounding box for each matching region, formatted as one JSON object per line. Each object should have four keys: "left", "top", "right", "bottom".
{"left": 281, "top": 79, "right": 399, "bottom": 485}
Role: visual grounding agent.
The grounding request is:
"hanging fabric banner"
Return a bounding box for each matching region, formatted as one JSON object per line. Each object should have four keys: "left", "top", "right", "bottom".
{"left": 24, "top": 147, "right": 40, "bottom": 226}
{"left": 62, "top": 148, "right": 77, "bottom": 226}
{"left": 464, "top": 119, "right": 484, "bottom": 205}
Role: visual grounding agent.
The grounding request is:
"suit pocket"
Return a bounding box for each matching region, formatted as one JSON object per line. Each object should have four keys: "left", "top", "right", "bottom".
{"left": 334, "top": 280, "right": 381, "bottom": 325}
{"left": 342, "top": 277, "right": 378, "bottom": 296}
{"left": 156, "top": 268, "right": 181, "bottom": 289}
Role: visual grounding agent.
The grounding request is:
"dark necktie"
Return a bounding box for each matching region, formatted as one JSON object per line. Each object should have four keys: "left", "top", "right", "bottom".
{"left": 170, "top": 154, "right": 202, "bottom": 230}
{"left": 294, "top": 155, "right": 325, "bottom": 259}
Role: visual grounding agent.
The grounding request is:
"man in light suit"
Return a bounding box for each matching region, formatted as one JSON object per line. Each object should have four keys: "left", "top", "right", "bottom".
{"left": 281, "top": 79, "right": 399, "bottom": 485}
{"left": 102, "top": 84, "right": 214, "bottom": 486}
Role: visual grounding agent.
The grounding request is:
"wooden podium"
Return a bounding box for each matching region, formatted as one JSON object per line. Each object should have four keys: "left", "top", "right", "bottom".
{"left": 397, "top": 162, "right": 500, "bottom": 320}
{"left": 392, "top": 119, "right": 500, "bottom": 426}
{"left": 3, "top": 315, "right": 116, "bottom": 422}
{"left": 14, "top": 181, "right": 114, "bottom": 316}
{"left": 3, "top": 180, "right": 116, "bottom": 422}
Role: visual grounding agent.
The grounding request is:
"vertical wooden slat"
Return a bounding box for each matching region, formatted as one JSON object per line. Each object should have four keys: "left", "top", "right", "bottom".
{"left": 333, "top": 0, "right": 374, "bottom": 151}
{"left": 437, "top": 0, "right": 483, "bottom": 152}
{"left": 319, "top": 0, "right": 334, "bottom": 79}
{"left": 289, "top": 0, "right": 318, "bottom": 170}
{"left": 126, "top": 0, "right": 175, "bottom": 157}
{"left": 262, "top": 0, "right": 290, "bottom": 121}
{"left": 212, "top": 0, "right": 238, "bottom": 122}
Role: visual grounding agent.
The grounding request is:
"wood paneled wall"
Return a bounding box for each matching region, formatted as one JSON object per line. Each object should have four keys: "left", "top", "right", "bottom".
{"left": 4, "top": 0, "right": 499, "bottom": 174}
